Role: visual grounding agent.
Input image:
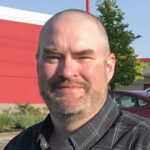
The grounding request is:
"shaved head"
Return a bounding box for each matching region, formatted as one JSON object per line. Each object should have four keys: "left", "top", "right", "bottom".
{"left": 38, "top": 9, "right": 110, "bottom": 57}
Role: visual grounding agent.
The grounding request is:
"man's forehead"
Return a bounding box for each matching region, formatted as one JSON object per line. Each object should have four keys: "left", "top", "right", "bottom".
{"left": 40, "top": 14, "right": 99, "bottom": 45}
{"left": 40, "top": 15, "right": 104, "bottom": 46}
{"left": 38, "top": 10, "right": 110, "bottom": 55}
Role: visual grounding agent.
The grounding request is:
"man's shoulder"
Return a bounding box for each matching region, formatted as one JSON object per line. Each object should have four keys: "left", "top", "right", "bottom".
{"left": 103, "top": 110, "right": 150, "bottom": 149}
{"left": 118, "top": 110, "right": 150, "bottom": 131}
{"left": 4, "top": 121, "right": 43, "bottom": 150}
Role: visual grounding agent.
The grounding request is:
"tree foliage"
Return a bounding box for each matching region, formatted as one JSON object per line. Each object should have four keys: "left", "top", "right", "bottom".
{"left": 96, "top": 0, "right": 147, "bottom": 90}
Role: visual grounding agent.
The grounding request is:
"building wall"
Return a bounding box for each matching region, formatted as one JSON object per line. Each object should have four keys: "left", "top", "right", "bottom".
{"left": 0, "top": 7, "right": 52, "bottom": 104}
{"left": 0, "top": 19, "right": 45, "bottom": 104}
{"left": 143, "top": 63, "right": 150, "bottom": 75}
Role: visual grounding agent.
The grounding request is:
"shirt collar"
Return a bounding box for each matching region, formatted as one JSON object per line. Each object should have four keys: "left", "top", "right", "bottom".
{"left": 37, "top": 95, "right": 119, "bottom": 150}
{"left": 69, "top": 95, "right": 119, "bottom": 150}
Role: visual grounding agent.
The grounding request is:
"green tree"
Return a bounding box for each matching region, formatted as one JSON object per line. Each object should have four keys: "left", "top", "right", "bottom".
{"left": 96, "top": 0, "right": 147, "bottom": 90}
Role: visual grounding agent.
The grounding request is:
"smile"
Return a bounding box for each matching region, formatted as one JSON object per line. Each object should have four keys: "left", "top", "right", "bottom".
{"left": 56, "top": 86, "right": 83, "bottom": 92}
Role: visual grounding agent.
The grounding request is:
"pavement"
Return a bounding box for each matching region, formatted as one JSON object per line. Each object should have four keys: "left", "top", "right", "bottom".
{"left": 0, "top": 131, "right": 20, "bottom": 141}
{"left": 0, "top": 131, "right": 21, "bottom": 150}
{"left": 0, "top": 104, "right": 47, "bottom": 113}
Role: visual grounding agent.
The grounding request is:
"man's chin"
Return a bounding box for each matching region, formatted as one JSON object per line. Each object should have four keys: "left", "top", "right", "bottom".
{"left": 48, "top": 100, "right": 90, "bottom": 117}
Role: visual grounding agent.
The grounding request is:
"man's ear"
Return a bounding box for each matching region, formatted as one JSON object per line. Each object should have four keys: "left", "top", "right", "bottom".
{"left": 36, "top": 53, "right": 39, "bottom": 60}
{"left": 106, "top": 53, "right": 116, "bottom": 84}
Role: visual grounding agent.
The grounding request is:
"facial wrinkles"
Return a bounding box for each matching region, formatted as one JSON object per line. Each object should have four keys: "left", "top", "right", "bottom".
{"left": 50, "top": 19, "right": 85, "bottom": 51}
{"left": 57, "top": 28, "right": 78, "bottom": 54}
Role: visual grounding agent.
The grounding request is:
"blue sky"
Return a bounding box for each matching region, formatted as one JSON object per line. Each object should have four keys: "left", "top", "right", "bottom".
{"left": 0, "top": 0, "right": 150, "bottom": 58}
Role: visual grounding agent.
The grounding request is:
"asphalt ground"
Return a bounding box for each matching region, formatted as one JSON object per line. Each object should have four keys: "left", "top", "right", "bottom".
{"left": 0, "top": 131, "right": 20, "bottom": 150}
{"left": 0, "top": 141, "right": 8, "bottom": 150}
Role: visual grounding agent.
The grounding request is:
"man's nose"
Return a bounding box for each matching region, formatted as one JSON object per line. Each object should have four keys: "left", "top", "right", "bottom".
{"left": 58, "top": 57, "right": 78, "bottom": 78}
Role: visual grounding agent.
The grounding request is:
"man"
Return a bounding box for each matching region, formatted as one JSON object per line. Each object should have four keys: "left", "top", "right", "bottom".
{"left": 4, "top": 9, "right": 150, "bottom": 150}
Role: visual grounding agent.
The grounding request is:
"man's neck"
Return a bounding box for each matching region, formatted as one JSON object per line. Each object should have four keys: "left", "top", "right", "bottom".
{"left": 50, "top": 106, "right": 102, "bottom": 139}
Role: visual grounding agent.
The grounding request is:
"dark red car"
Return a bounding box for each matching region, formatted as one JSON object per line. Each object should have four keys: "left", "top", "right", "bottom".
{"left": 109, "top": 90, "right": 150, "bottom": 119}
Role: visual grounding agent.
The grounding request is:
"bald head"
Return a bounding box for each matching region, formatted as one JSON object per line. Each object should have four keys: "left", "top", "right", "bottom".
{"left": 37, "top": 9, "right": 110, "bottom": 57}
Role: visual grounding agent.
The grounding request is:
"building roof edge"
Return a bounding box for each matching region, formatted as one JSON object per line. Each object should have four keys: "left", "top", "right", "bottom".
{"left": 140, "top": 58, "right": 150, "bottom": 63}
{"left": 0, "top": 6, "right": 52, "bottom": 25}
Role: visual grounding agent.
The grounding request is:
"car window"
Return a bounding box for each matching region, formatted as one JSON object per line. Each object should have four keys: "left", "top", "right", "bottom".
{"left": 138, "top": 98, "right": 148, "bottom": 107}
{"left": 112, "top": 94, "right": 138, "bottom": 108}
{"left": 110, "top": 91, "right": 150, "bottom": 109}
{"left": 111, "top": 93, "right": 149, "bottom": 108}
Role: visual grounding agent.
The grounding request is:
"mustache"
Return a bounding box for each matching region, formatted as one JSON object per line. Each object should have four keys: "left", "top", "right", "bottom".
{"left": 49, "top": 79, "right": 89, "bottom": 91}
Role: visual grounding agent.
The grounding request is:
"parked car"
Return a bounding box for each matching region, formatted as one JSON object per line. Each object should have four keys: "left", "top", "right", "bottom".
{"left": 144, "top": 87, "right": 150, "bottom": 93}
{"left": 109, "top": 90, "right": 150, "bottom": 119}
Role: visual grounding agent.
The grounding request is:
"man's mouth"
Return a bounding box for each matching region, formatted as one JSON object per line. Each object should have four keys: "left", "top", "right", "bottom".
{"left": 55, "top": 85, "right": 83, "bottom": 92}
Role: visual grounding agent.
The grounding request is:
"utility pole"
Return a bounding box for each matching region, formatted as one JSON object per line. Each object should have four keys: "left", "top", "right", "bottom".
{"left": 86, "top": 0, "right": 90, "bottom": 13}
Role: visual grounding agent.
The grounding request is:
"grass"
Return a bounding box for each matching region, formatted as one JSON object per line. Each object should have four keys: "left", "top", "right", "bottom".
{"left": 0, "top": 113, "right": 15, "bottom": 130}
{"left": 0, "top": 103, "right": 48, "bottom": 131}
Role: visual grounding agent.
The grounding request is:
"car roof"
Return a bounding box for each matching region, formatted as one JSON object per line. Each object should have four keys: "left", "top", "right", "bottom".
{"left": 110, "top": 90, "right": 150, "bottom": 101}
{"left": 127, "top": 90, "right": 150, "bottom": 97}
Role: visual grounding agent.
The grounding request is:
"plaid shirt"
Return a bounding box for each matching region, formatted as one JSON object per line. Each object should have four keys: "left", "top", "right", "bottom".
{"left": 4, "top": 95, "right": 150, "bottom": 150}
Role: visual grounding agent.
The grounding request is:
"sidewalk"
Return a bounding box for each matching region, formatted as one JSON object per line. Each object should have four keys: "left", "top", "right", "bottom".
{"left": 0, "top": 131, "right": 21, "bottom": 141}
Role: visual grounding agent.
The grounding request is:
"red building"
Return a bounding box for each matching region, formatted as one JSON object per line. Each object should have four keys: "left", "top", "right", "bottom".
{"left": 0, "top": 6, "right": 52, "bottom": 104}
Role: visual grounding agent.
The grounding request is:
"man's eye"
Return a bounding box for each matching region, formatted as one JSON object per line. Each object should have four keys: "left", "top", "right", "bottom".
{"left": 46, "top": 56, "right": 59, "bottom": 59}
{"left": 79, "top": 56, "right": 91, "bottom": 59}
{"left": 43, "top": 55, "right": 60, "bottom": 63}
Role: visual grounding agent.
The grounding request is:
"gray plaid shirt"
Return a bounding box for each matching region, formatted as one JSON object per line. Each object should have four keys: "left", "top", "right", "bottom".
{"left": 4, "top": 95, "right": 150, "bottom": 150}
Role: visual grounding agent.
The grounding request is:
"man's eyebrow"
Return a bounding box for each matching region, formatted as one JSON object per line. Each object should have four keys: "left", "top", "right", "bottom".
{"left": 43, "top": 48, "right": 60, "bottom": 54}
{"left": 43, "top": 48, "right": 95, "bottom": 56}
{"left": 73, "top": 49, "right": 95, "bottom": 55}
